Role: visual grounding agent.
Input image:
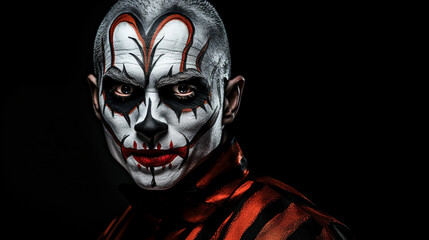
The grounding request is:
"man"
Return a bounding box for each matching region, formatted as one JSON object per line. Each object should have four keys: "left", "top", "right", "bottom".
{"left": 87, "top": 0, "right": 354, "bottom": 239}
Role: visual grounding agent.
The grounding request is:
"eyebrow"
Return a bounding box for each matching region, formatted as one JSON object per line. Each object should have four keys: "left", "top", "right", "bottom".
{"left": 103, "top": 65, "right": 141, "bottom": 87}
{"left": 156, "top": 69, "right": 207, "bottom": 88}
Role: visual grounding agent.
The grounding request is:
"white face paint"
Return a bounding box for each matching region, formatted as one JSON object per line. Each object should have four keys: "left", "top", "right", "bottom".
{"left": 98, "top": 13, "right": 223, "bottom": 190}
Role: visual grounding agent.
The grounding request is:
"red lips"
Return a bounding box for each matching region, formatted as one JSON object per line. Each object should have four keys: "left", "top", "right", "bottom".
{"left": 121, "top": 141, "right": 188, "bottom": 168}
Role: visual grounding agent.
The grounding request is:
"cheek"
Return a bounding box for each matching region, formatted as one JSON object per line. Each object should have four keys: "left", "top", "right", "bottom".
{"left": 98, "top": 94, "right": 135, "bottom": 141}
{"left": 158, "top": 95, "right": 218, "bottom": 140}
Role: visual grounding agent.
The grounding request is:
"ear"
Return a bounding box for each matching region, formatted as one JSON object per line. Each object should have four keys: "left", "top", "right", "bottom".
{"left": 223, "top": 75, "right": 245, "bottom": 125}
{"left": 87, "top": 74, "right": 102, "bottom": 120}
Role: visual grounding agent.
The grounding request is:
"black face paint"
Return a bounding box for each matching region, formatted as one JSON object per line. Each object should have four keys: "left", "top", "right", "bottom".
{"left": 102, "top": 75, "right": 146, "bottom": 125}
{"left": 150, "top": 167, "right": 156, "bottom": 188}
{"left": 92, "top": 0, "right": 231, "bottom": 190}
{"left": 134, "top": 98, "right": 168, "bottom": 149}
{"left": 158, "top": 76, "right": 210, "bottom": 122}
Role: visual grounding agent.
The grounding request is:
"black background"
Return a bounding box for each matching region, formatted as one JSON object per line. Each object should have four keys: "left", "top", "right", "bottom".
{"left": 1, "top": 0, "right": 388, "bottom": 239}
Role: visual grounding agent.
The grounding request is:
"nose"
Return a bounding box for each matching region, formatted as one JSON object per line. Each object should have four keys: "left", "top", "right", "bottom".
{"left": 134, "top": 99, "right": 168, "bottom": 149}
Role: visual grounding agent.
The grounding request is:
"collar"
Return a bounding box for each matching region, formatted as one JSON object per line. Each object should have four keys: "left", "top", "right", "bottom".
{"left": 118, "top": 137, "right": 249, "bottom": 224}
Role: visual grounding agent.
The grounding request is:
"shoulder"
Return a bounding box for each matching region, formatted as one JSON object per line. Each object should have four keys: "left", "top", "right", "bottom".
{"left": 224, "top": 176, "right": 354, "bottom": 240}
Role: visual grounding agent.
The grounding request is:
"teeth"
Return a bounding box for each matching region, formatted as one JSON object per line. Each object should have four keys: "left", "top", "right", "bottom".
{"left": 136, "top": 160, "right": 178, "bottom": 172}
{"left": 131, "top": 141, "right": 174, "bottom": 151}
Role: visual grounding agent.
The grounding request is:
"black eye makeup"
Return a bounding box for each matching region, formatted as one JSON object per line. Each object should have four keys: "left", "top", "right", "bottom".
{"left": 158, "top": 76, "right": 210, "bottom": 120}
{"left": 102, "top": 76, "right": 146, "bottom": 122}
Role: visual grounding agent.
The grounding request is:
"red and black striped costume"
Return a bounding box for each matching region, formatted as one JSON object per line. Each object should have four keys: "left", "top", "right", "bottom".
{"left": 98, "top": 138, "right": 353, "bottom": 239}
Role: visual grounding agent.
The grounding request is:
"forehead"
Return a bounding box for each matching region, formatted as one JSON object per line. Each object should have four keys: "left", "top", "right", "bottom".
{"left": 101, "top": 12, "right": 210, "bottom": 85}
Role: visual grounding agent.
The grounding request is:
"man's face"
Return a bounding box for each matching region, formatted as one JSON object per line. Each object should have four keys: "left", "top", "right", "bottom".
{"left": 96, "top": 13, "right": 223, "bottom": 190}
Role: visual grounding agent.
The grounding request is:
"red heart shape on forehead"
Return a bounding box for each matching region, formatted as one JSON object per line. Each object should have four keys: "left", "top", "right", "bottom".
{"left": 107, "top": 12, "right": 201, "bottom": 80}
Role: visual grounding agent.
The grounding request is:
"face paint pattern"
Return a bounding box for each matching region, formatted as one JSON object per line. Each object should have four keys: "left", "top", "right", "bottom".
{"left": 98, "top": 12, "right": 223, "bottom": 190}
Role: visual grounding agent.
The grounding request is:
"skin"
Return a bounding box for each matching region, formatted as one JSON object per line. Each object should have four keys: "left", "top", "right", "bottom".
{"left": 87, "top": 1, "right": 244, "bottom": 190}
{"left": 87, "top": 73, "right": 244, "bottom": 189}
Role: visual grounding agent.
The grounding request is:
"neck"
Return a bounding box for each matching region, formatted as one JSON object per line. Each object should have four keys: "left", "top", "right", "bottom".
{"left": 221, "top": 128, "right": 230, "bottom": 145}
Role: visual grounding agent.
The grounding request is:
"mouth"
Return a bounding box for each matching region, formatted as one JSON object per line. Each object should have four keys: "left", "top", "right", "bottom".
{"left": 121, "top": 139, "right": 189, "bottom": 168}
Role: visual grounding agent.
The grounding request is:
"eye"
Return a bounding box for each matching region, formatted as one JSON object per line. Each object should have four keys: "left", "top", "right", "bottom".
{"left": 113, "top": 84, "right": 135, "bottom": 97}
{"left": 172, "top": 84, "right": 196, "bottom": 99}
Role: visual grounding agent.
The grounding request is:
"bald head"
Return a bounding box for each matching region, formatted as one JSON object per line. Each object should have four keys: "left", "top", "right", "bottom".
{"left": 93, "top": 0, "right": 231, "bottom": 86}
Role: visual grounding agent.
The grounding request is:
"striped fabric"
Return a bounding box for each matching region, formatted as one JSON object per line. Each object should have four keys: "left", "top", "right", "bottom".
{"left": 98, "top": 139, "right": 353, "bottom": 240}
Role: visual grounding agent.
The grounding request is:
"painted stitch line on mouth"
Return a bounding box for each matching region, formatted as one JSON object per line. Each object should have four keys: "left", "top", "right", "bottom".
{"left": 121, "top": 139, "right": 189, "bottom": 168}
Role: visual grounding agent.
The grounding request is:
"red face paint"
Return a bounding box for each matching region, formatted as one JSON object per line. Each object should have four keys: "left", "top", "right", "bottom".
{"left": 121, "top": 143, "right": 188, "bottom": 168}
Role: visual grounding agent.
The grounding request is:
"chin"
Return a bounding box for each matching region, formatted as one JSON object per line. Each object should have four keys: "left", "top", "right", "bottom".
{"left": 125, "top": 155, "right": 191, "bottom": 190}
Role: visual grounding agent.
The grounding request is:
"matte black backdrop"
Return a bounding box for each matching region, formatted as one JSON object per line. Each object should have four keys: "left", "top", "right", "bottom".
{"left": 1, "top": 0, "right": 379, "bottom": 238}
